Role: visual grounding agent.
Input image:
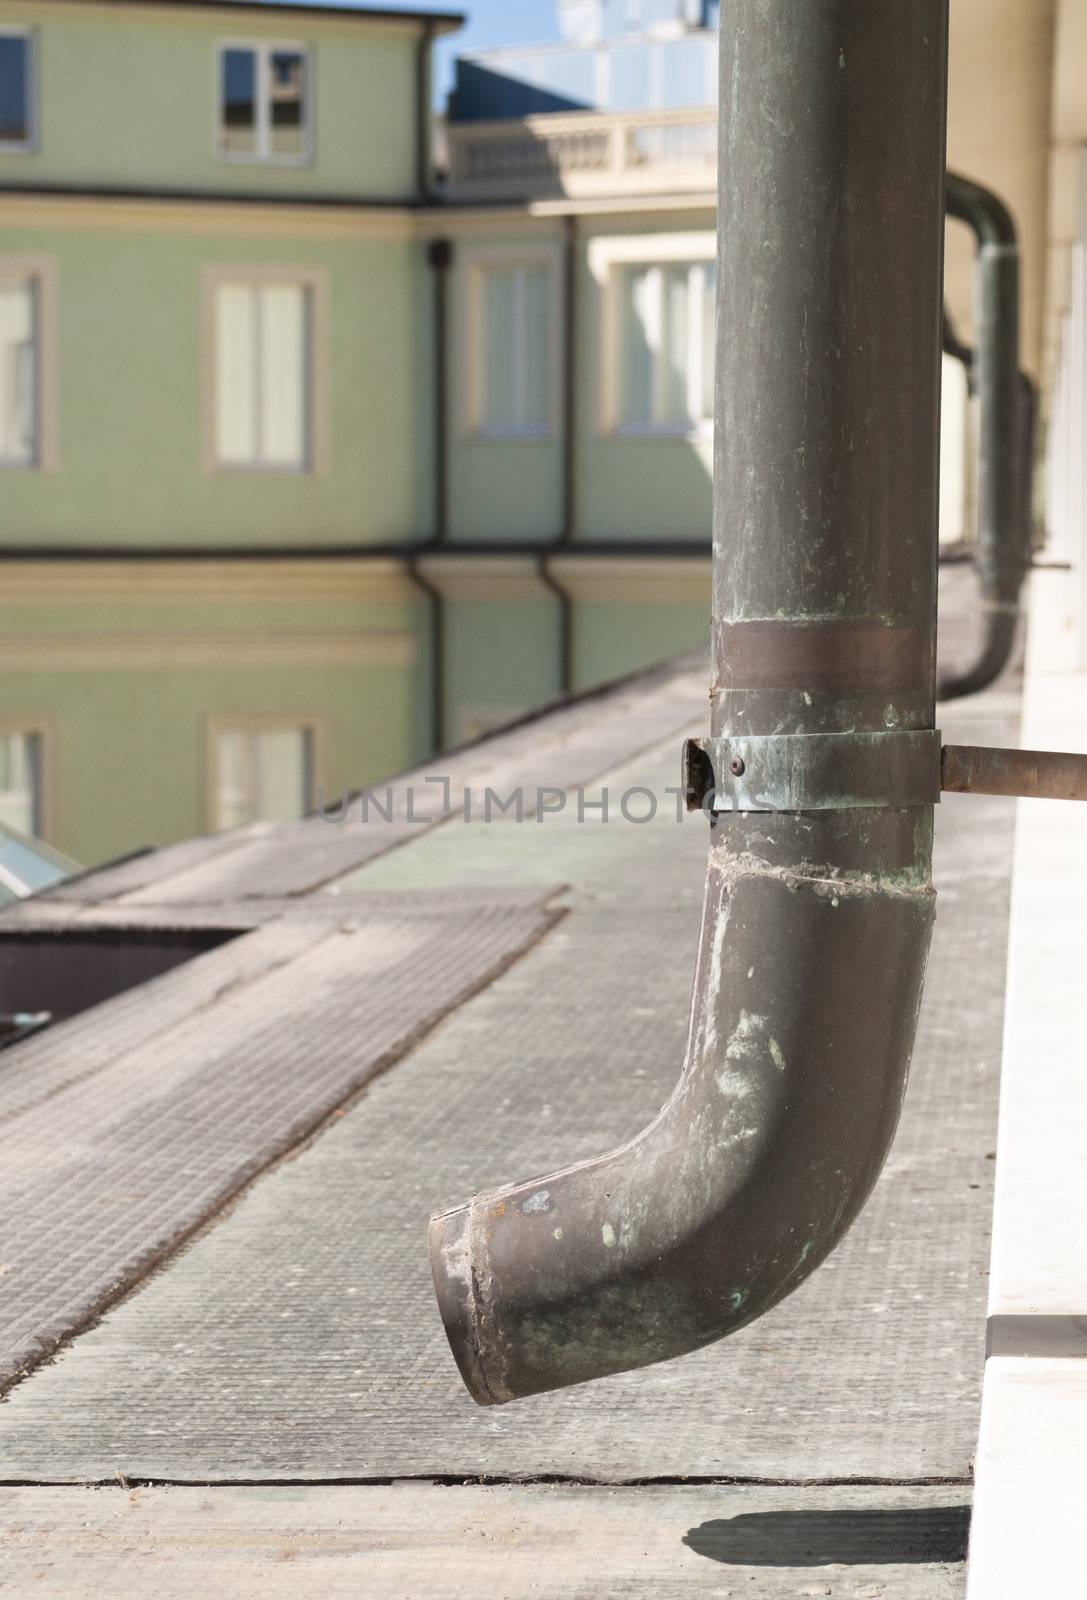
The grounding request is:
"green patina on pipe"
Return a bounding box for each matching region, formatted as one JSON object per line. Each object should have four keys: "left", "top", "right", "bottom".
{"left": 429, "top": 0, "right": 949, "bottom": 1406}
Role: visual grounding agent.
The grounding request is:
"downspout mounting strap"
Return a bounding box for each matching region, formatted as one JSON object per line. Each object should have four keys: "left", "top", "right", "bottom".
{"left": 683, "top": 730, "right": 944, "bottom": 814}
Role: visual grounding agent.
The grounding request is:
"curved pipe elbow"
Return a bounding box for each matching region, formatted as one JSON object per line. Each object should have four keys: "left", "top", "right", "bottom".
{"left": 940, "top": 175, "right": 1028, "bottom": 704}
{"left": 937, "top": 601, "right": 1019, "bottom": 702}
{"left": 945, "top": 171, "right": 1016, "bottom": 249}
{"left": 430, "top": 813, "right": 935, "bottom": 1406}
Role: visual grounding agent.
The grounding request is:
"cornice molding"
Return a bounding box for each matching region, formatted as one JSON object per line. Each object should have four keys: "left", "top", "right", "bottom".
{"left": 0, "top": 630, "right": 417, "bottom": 670}
{"left": 416, "top": 554, "right": 546, "bottom": 603}
{"left": 0, "top": 0, "right": 460, "bottom": 36}
{"left": 0, "top": 558, "right": 418, "bottom": 605}
{"left": 0, "top": 190, "right": 415, "bottom": 240}
{"left": 550, "top": 555, "right": 711, "bottom": 606}
{"left": 413, "top": 552, "right": 713, "bottom": 606}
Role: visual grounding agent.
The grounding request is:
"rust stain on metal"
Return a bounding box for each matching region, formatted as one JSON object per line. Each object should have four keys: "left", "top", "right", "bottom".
{"left": 714, "top": 622, "right": 930, "bottom": 694}
{"left": 941, "top": 744, "right": 1087, "bottom": 802}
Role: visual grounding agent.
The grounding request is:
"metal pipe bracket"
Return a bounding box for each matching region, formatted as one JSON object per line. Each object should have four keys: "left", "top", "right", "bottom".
{"left": 683, "top": 730, "right": 944, "bottom": 814}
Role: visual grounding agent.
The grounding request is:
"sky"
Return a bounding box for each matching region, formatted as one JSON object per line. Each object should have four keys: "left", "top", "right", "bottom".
{"left": 341, "top": 0, "right": 562, "bottom": 102}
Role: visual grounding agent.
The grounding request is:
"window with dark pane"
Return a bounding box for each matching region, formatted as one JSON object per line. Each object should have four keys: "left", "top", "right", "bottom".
{"left": 218, "top": 41, "right": 309, "bottom": 163}
{"left": 0, "top": 33, "right": 30, "bottom": 149}
{"left": 220, "top": 46, "right": 257, "bottom": 156}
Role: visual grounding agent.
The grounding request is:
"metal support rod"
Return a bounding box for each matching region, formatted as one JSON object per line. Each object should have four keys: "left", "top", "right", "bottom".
{"left": 430, "top": 0, "right": 950, "bottom": 1405}
{"left": 939, "top": 174, "right": 1026, "bottom": 701}
{"left": 942, "top": 745, "right": 1087, "bottom": 802}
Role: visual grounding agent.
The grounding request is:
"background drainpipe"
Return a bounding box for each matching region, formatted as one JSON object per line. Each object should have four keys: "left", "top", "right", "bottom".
{"left": 939, "top": 175, "right": 1027, "bottom": 700}
{"left": 415, "top": 21, "right": 436, "bottom": 202}
{"left": 408, "top": 238, "right": 453, "bottom": 756}
{"left": 538, "top": 214, "right": 579, "bottom": 698}
{"left": 427, "top": 237, "right": 453, "bottom": 547}
{"left": 430, "top": 0, "right": 950, "bottom": 1405}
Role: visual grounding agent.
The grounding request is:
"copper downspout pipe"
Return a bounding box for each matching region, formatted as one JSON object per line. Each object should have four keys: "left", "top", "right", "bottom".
{"left": 430, "top": 0, "right": 950, "bottom": 1404}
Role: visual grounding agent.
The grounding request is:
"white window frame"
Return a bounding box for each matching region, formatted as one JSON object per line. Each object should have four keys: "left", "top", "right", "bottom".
{"left": 461, "top": 240, "right": 563, "bottom": 441}
{"left": 589, "top": 231, "right": 717, "bottom": 439}
{"left": 0, "top": 719, "right": 54, "bottom": 841}
{"left": 201, "top": 264, "right": 329, "bottom": 476}
{"left": 205, "top": 713, "right": 327, "bottom": 833}
{"left": 0, "top": 26, "right": 34, "bottom": 154}
{"left": 0, "top": 254, "right": 59, "bottom": 472}
{"left": 215, "top": 39, "right": 312, "bottom": 167}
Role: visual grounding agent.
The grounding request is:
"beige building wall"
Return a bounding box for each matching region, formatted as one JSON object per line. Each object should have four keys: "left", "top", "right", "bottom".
{"left": 946, "top": 0, "right": 1057, "bottom": 381}
{"left": 1045, "top": 0, "right": 1087, "bottom": 390}
{"left": 944, "top": 0, "right": 1087, "bottom": 410}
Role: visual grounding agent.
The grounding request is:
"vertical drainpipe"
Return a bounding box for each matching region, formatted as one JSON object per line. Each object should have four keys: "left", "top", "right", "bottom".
{"left": 427, "top": 236, "right": 453, "bottom": 546}
{"left": 430, "top": 0, "right": 950, "bottom": 1405}
{"left": 938, "top": 176, "right": 1025, "bottom": 699}
{"left": 409, "top": 551, "right": 446, "bottom": 754}
{"left": 415, "top": 21, "right": 436, "bottom": 201}
{"left": 411, "top": 234, "right": 453, "bottom": 755}
{"left": 406, "top": 22, "right": 448, "bottom": 756}
{"left": 537, "top": 214, "right": 579, "bottom": 698}
{"left": 1018, "top": 372, "right": 1038, "bottom": 554}
{"left": 713, "top": 11, "right": 947, "bottom": 745}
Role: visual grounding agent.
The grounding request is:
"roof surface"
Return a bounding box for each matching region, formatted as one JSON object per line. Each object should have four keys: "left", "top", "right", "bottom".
{"left": 0, "top": 573, "right": 1019, "bottom": 1596}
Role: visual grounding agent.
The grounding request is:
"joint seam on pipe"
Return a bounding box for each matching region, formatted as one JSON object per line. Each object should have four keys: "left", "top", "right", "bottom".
{"left": 712, "top": 852, "right": 936, "bottom": 903}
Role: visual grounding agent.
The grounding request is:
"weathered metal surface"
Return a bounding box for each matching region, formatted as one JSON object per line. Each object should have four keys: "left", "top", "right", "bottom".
{"left": 942, "top": 743, "right": 1087, "bottom": 802}
{"left": 431, "top": 828, "right": 937, "bottom": 1404}
{"left": 683, "top": 731, "right": 943, "bottom": 814}
{"left": 713, "top": 620, "right": 932, "bottom": 702}
{"left": 939, "top": 175, "right": 1026, "bottom": 702}
{"left": 0, "top": 896, "right": 559, "bottom": 1393}
{"left": 0, "top": 660, "right": 710, "bottom": 1399}
{"left": 429, "top": 0, "right": 949, "bottom": 1405}
{"left": 684, "top": 735, "right": 1087, "bottom": 812}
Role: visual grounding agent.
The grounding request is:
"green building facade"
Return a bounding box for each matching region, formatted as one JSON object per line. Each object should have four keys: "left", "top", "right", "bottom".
{"left": 0, "top": 0, "right": 745, "bottom": 865}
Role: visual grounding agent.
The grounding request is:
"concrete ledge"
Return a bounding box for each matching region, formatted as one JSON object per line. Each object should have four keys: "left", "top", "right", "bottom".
{"left": 0, "top": 1484, "right": 971, "bottom": 1598}
{"left": 966, "top": 581, "right": 1087, "bottom": 1598}
{"left": 968, "top": 1360, "right": 1087, "bottom": 1599}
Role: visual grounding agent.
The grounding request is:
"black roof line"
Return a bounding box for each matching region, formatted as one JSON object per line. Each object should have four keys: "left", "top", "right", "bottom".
{"left": 0, "top": 179, "right": 421, "bottom": 207}
{"left": 23, "top": 0, "right": 465, "bottom": 33}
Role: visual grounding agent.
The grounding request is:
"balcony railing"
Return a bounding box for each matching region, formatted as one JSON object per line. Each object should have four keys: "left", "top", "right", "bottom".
{"left": 443, "top": 107, "right": 718, "bottom": 201}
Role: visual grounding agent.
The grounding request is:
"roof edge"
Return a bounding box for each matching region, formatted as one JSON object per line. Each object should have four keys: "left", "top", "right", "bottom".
{"left": 4, "top": 0, "right": 466, "bottom": 34}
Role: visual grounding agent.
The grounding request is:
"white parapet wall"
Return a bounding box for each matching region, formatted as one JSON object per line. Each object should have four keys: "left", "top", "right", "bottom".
{"left": 965, "top": 567, "right": 1087, "bottom": 1598}
{"left": 444, "top": 107, "right": 718, "bottom": 200}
